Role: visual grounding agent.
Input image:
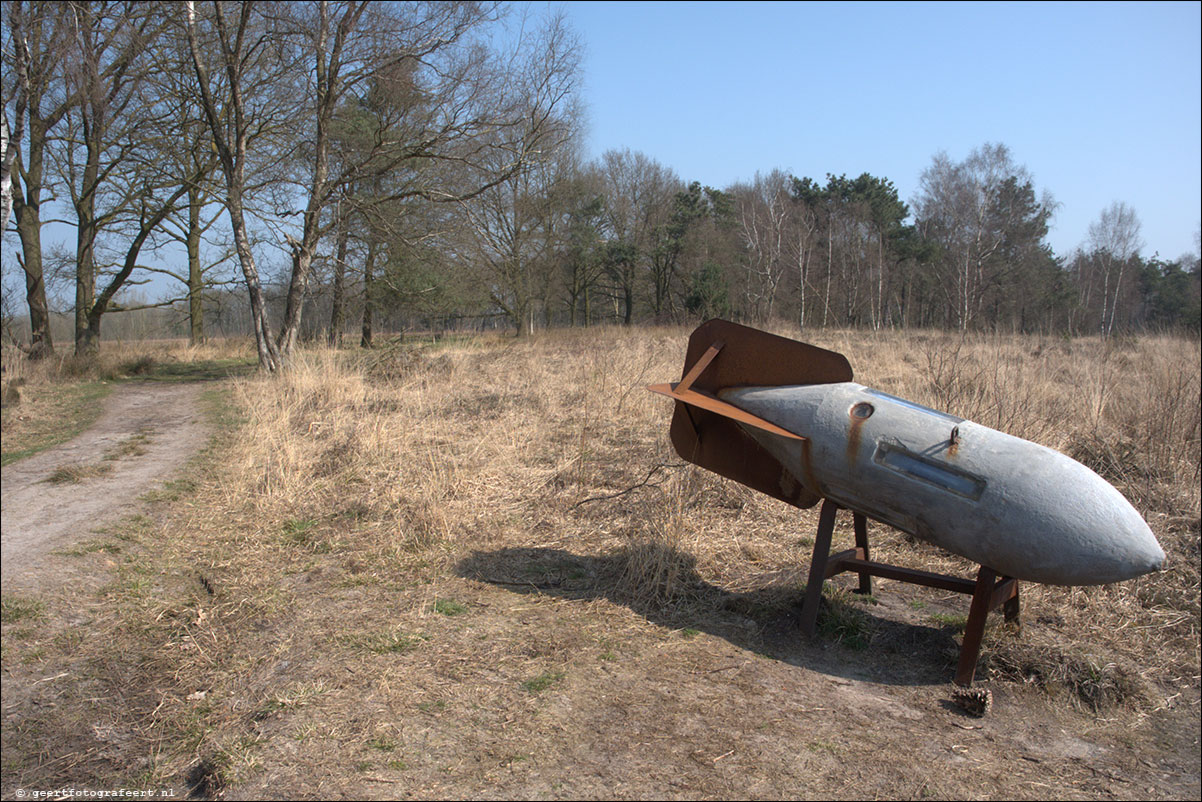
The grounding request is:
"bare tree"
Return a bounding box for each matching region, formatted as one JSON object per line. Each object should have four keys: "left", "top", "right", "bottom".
{"left": 598, "top": 148, "right": 677, "bottom": 324}
{"left": 152, "top": 187, "right": 236, "bottom": 346}
{"left": 275, "top": 2, "right": 581, "bottom": 353}
{"left": 460, "top": 138, "right": 575, "bottom": 336}
{"left": 734, "top": 170, "right": 792, "bottom": 324}
{"left": 556, "top": 165, "right": 607, "bottom": 326}
{"left": 3, "top": 0, "right": 76, "bottom": 359}
{"left": 55, "top": 1, "right": 179, "bottom": 354}
{"left": 644, "top": 180, "right": 706, "bottom": 321}
{"left": 138, "top": 21, "right": 231, "bottom": 346}
{"left": 326, "top": 195, "right": 351, "bottom": 346}
{"left": 0, "top": 58, "right": 23, "bottom": 231}
{"left": 786, "top": 186, "right": 819, "bottom": 329}
{"left": 914, "top": 143, "right": 1054, "bottom": 330}
{"left": 1087, "top": 201, "right": 1143, "bottom": 336}
{"left": 184, "top": 0, "right": 297, "bottom": 370}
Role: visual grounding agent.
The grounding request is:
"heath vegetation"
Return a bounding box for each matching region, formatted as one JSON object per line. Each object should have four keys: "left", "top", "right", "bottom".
{"left": 1, "top": 326, "right": 1198, "bottom": 798}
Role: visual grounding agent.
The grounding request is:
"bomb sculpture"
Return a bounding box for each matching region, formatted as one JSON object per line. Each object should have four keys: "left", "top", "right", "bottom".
{"left": 649, "top": 320, "right": 1165, "bottom": 683}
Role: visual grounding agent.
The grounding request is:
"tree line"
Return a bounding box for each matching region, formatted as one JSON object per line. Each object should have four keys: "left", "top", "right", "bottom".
{"left": 4, "top": 2, "right": 1199, "bottom": 370}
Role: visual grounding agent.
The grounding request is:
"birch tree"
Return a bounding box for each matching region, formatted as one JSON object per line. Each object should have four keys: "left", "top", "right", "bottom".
{"left": 184, "top": 0, "right": 296, "bottom": 370}
{"left": 1088, "top": 201, "right": 1143, "bottom": 336}
{"left": 598, "top": 148, "right": 677, "bottom": 324}
{"left": 913, "top": 143, "right": 1054, "bottom": 330}
{"left": 734, "top": 170, "right": 791, "bottom": 324}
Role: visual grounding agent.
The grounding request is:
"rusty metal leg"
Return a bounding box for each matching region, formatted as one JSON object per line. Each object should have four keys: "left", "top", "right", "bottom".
{"left": 1004, "top": 581, "right": 1021, "bottom": 633}
{"left": 852, "top": 512, "right": 872, "bottom": 595}
{"left": 800, "top": 500, "right": 839, "bottom": 638}
{"left": 955, "top": 566, "right": 997, "bottom": 686}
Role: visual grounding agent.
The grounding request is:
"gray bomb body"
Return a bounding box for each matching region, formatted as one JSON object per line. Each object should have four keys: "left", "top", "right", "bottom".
{"left": 721, "top": 383, "right": 1165, "bottom": 586}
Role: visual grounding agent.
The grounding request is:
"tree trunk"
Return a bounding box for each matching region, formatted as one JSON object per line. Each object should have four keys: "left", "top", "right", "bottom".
{"left": 228, "top": 198, "right": 280, "bottom": 370}
{"left": 73, "top": 115, "right": 102, "bottom": 354}
{"left": 279, "top": 231, "right": 318, "bottom": 354}
{"left": 1, "top": 112, "right": 19, "bottom": 232}
{"left": 73, "top": 210, "right": 98, "bottom": 353}
{"left": 187, "top": 185, "right": 205, "bottom": 345}
{"left": 328, "top": 223, "right": 349, "bottom": 347}
{"left": 11, "top": 123, "right": 55, "bottom": 360}
{"left": 186, "top": 0, "right": 280, "bottom": 372}
{"left": 361, "top": 239, "right": 376, "bottom": 349}
{"left": 277, "top": 1, "right": 354, "bottom": 356}
{"left": 822, "top": 227, "right": 832, "bottom": 328}
{"left": 16, "top": 216, "right": 54, "bottom": 360}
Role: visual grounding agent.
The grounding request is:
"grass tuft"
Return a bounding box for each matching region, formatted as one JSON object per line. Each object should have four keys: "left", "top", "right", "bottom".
{"left": 432, "top": 598, "right": 468, "bottom": 616}
{"left": 1, "top": 595, "right": 47, "bottom": 623}
{"left": 522, "top": 670, "right": 565, "bottom": 693}
{"left": 45, "top": 462, "right": 113, "bottom": 484}
{"left": 342, "top": 631, "right": 429, "bottom": 655}
{"left": 816, "top": 585, "right": 875, "bottom": 650}
{"left": 984, "top": 638, "right": 1152, "bottom": 712}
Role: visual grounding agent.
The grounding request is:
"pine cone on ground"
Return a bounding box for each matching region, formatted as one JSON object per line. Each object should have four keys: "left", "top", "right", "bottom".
{"left": 952, "top": 686, "right": 993, "bottom": 717}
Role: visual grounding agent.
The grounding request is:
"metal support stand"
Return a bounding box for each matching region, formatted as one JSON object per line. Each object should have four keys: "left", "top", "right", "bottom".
{"left": 799, "top": 499, "right": 1020, "bottom": 686}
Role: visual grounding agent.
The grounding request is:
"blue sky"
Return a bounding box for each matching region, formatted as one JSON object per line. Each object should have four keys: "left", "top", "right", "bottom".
{"left": 561, "top": 0, "right": 1201, "bottom": 260}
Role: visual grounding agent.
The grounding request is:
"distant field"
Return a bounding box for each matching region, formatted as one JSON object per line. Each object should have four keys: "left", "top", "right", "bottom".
{"left": 2, "top": 326, "right": 1198, "bottom": 799}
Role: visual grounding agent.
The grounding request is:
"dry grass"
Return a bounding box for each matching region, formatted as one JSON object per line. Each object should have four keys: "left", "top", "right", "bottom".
{"left": 1, "top": 338, "right": 255, "bottom": 465}
{"left": 43, "top": 461, "right": 114, "bottom": 484}
{"left": 1, "top": 337, "right": 255, "bottom": 385}
{"left": 2, "top": 326, "right": 1199, "bottom": 798}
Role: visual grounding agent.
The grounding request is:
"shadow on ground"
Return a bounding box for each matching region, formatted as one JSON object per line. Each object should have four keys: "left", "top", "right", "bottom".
{"left": 457, "top": 545, "right": 965, "bottom": 687}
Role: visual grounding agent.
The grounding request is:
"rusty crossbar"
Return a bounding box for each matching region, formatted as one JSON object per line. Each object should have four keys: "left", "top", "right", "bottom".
{"left": 800, "top": 499, "right": 1020, "bottom": 686}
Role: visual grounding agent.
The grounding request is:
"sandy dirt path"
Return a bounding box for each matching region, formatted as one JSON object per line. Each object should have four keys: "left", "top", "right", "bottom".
{"left": 1, "top": 382, "right": 210, "bottom": 587}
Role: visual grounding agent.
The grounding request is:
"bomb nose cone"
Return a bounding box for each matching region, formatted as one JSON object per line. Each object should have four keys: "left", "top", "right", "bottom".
{"left": 1044, "top": 466, "right": 1167, "bottom": 585}
{"left": 1098, "top": 522, "right": 1166, "bottom": 582}
{"left": 1133, "top": 530, "right": 1167, "bottom": 575}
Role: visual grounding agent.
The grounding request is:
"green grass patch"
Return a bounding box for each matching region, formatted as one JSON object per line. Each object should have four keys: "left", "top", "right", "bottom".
{"left": 807, "top": 739, "right": 843, "bottom": 755}
{"left": 366, "top": 735, "right": 398, "bottom": 752}
{"left": 817, "top": 585, "right": 874, "bottom": 650}
{"left": 432, "top": 598, "right": 468, "bottom": 616}
{"left": 200, "top": 385, "right": 247, "bottom": 430}
{"left": 103, "top": 431, "right": 152, "bottom": 461}
{"left": 930, "top": 612, "right": 969, "bottom": 632}
{"left": 522, "top": 670, "right": 565, "bottom": 693}
{"left": 135, "top": 357, "right": 258, "bottom": 383}
{"left": 281, "top": 519, "right": 318, "bottom": 546}
{"left": 55, "top": 539, "right": 121, "bottom": 557}
{"left": 141, "top": 477, "right": 199, "bottom": 503}
{"left": 1, "top": 595, "right": 46, "bottom": 624}
{"left": 342, "top": 631, "right": 429, "bottom": 655}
